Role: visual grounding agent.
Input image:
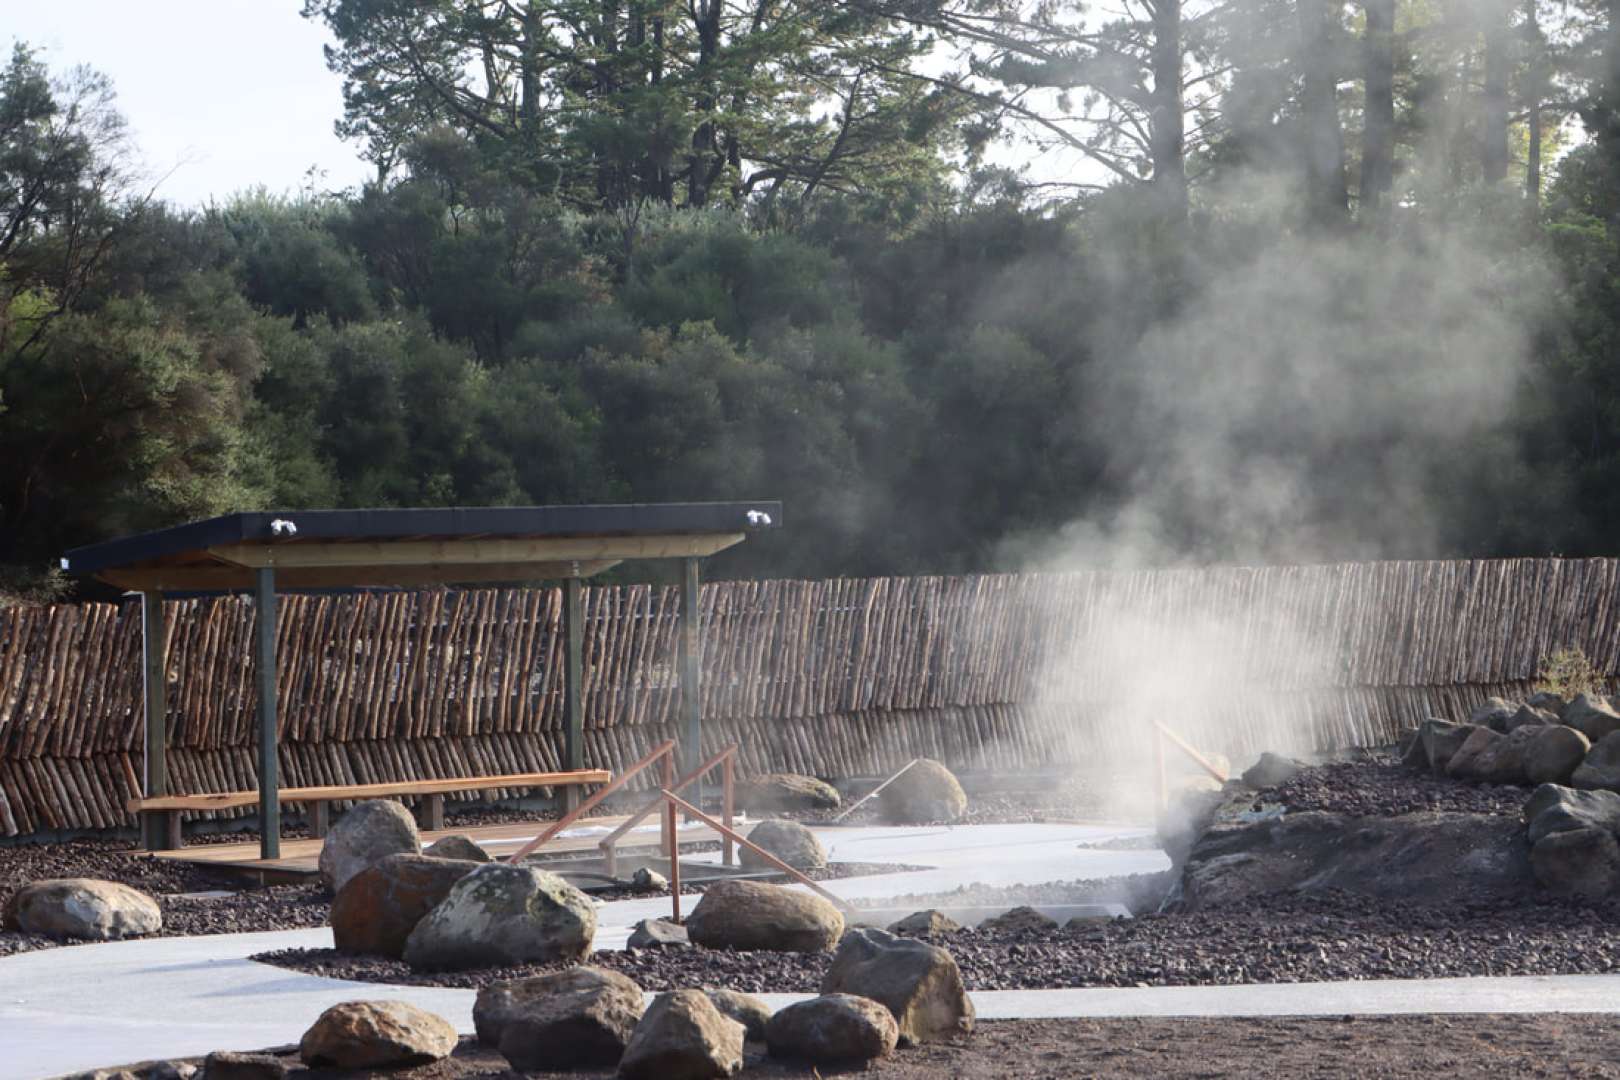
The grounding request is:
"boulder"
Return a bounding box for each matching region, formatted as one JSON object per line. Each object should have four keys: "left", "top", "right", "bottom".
{"left": 422, "top": 834, "right": 490, "bottom": 863}
{"left": 1530, "top": 827, "right": 1620, "bottom": 899}
{"left": 1523, "top": 783, "right": 1620, "bottom": 844}
{"left": 1562, "top": 693, "right": 1620, "bottom": 742}
{"left": 1180, "top": 811, "right": 1536, "bottom": 910}
{"left": 1398, "top": 726, "right": 1426, "bottom": 769}
{"left": 403, "top": 862, "right": 595, "bottom": 971}
{"left": 298, "top": 1000, "right": 456, "bottom": 1069}
{"left": 330, "top": 853, "right": 480, "bottom": 958}
{"left": 879, "top": 759, "right": 968, "bottom": 824}
{"left": 1417, "top": 720, "right": 1477, "bottom": 774}
{"left": 765, "top": 994, "right": 899, "bottom": 1065}
{"left": 1505, "top": 705, "right": 1559, "bottom": 733}
{"left": 1524, "top": 725, "right": 1592, "bottom": 785}
{"left": 200, "top": 1051, "right": 288, "bottom": 1080}
{"left": 706, "top": 990, "right": 772, "bottom": 1042}
{"left": 3, "top": 878, "right": 161, "bottom": 940}
{"left": 474, "top": 966, "right": 642, "bottom": 1047}
{"left": 631, "top": 867, "right": 669, "bottom": 891}
{"left": 887, "top": 909, "right": 962, "bottom": 935}
{"left": 979, "top": 906, "right": 1058, "bottom": 933}
{"left": 1445, "top": 725, "right": 1536, "bottom": 784}
{"left": 1468, "top": 697, "right": 1518, "bottom": 733}
{"left": 493, "top": 969, "right": 645, "bottom": 1071}
{"left": 740, "top": 773, "right": 841, "bottom": 813}
{"left": 1240, "top": 752, "right": 1303, "bottom": 790}
{"left": 317, "top": 800, "right": 420, "bottom": 893}
{"left": 1571, "top": 731, "right": 1620, "bottom": 791}
{"left": 739, "top": 819, "right": 827, "bottom": 870}
{"left": 619, "top": 989, "right": 745, "bottom": 1080}
{"left": 685, "top": 880, "right": 844, "bottom": 953}
{"left": 627, "top": 917, "right": 690, "bottom": 949}
{"left": 820, "top": 927, "right": 973, "bottom": 1046}
{"left": 1528, "top": 691, "right": 1569, "bottom": 715}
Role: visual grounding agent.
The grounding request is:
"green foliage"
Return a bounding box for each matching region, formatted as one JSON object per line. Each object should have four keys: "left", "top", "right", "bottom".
{"left": 1535, "top": 646, "right": 1604, "bottom": 699}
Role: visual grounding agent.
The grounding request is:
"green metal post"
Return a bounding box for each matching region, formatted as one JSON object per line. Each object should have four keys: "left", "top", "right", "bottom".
{"left": 564, "top": 575, "right": 584, "bottom": 810}
{"left": 140, "top": 591, "right": 174, "bottom": 850}
{"left": 255, "top": 566, "right": 281, "bottom": 860}
{"left": 679, "top": 557, "right": 702, "bottom": 779}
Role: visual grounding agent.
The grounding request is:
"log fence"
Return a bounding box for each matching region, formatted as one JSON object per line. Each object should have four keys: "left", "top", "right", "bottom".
{"left": 2, "top": 558, "right": 1620, "bottom": 836}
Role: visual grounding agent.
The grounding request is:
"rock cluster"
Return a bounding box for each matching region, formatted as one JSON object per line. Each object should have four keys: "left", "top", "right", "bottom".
{"left": 1522, "top": 784, "right": 1620, "bottom": 898}
{"left": 1395, "top": 690, "right": 1620, "bottom": 790}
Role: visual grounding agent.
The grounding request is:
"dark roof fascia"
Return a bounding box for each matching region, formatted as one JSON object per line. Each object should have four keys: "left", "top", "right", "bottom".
{"left": 63, "top": 502, "right": 783, "bottom": 576}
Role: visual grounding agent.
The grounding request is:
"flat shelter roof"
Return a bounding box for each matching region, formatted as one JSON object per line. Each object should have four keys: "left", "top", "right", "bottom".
{"left": 62, "top": 502, "right": 783, "bottom": 591}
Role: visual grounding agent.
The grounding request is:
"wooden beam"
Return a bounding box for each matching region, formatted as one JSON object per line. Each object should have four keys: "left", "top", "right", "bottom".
{"left": 126, "top": 770, "right": 612, "bottom": 814}
{"left": 563, "top": 575, "right": 584, "bottom": 809}
{"left": 255, "top": 566, "right": 280, "bottom": 860}
{"left": 140, "top": 591, "right": 174, "bottom": 851}
{"left": 205, "top": 534, "right": 745, "bottom": 570}
{"left": 679, "top": 557, "right": 703, "bottom": 776}
{"left": 99, "top": 559, "right": 624, "bottom": 592}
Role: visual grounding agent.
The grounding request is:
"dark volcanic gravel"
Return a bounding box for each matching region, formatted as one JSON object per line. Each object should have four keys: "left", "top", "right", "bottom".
{"left": 1254, "top": 757, "right": 1530, "bottom": 817}
{"left": 253, "top": 889, "right": 1620, "bottom": 993}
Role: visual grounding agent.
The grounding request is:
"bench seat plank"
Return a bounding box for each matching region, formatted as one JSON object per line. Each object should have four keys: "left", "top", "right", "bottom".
{"left": 126, "top": 769, "right": 612, "bottom": 814}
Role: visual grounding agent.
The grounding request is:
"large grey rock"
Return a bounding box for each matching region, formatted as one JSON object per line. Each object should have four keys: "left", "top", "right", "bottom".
{"left": 200, "top": 1051, "right": 288, "bottom": 1080}
{"left": 1505, "top": 705, "right": 1559, "bottom": 733}
{"left": 403, "top": 862, "right": 595, "bottom": 970}
{"left": 879, "top": 759, "right": 968, "bottom": 824}
{"left": 887, "top": 909, "right": 962, "bottom": 935}
{"left": 1446, "top": 725, "right": 1535, "bottom": 784}
{"left": 491, "top": 968, "right": 644, "bottom": 1070}
{"left": 1528, "top": 691, "right": 1569, "bottom": 715}
{"left": 1240, "top": 752, "right": 1302, "bottom": 790}
{"left": 1530, "top": 827, "right": 1620, "bottom": 899}
{"left": 1524, "top": 725, "right": 1591, "bottom": 785}
{"left": 739, "top": 819, "right": 827, "bottom": 870}
{"left": 474, "top": 966, "right": 643, "bottom": 1046}
{"left": 331, "top": 853, "right": 480, "bottom": 958}
{"left": 1522, "top": 783, "right": 1620, "bottom": 845}
{"left": 820, "top": 928, "right": 973, "bottom": 1046}
{"left": 979, "top": 906, "right": 1058, "bottom": 933}
{"left": 706, "top": 990, "right": 772, "bottom": 1042}
{"left": 422, "top": 834, "right": 490, "bottom": 863}
{"left": 3, "top": 878, "right": 161, "bottom": 940}
{"left": 765, "top": 994, "right": 898, "bottom": 1064}
{"left": 317, "top": 800, "right": 420, "bottom": 893}
{"left": 298, "top": 1000, "right": 456, "bottom": 1069}
{"left": 1571, "top": 731, "right": 1620, "bottom": 791}
{"left": 619, "top": 989, "right": 745, "bottom": 1080}
{"left": 1469, "top": 697, "right": 1518, "bottom": 733}
{"left": 685, "top": 880, "right": 844, "bottom": 953}
{"left": 1563, "top": 693, "right": 1620, "bottom": 742}
{"left": 627, "top": 917, "right": 690, "bottom": 949}
{"left": 1417, "top": 720, "right": 1478, "bottom": 774}
{"left": 631, "top": 867, "right": 669, "bottom": 891}
{"left": 740, "top": 774, "right": 841, "bottom": 813}
{"left": 1180, "top": 811, "right": 1536, "bottom": 910}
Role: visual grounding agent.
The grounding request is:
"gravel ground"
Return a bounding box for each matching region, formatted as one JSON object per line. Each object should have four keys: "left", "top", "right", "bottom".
{"left": 80, "top": 1015, "right": 1620, "bottom": 1079}
{"left": 1252, "top": 755, "right": 1530, "bottom": 817}
{"left": 255, "top": 887, "right": 1620, "bottom": 994}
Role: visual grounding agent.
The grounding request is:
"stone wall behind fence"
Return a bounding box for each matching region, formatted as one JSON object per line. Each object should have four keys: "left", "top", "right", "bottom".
{"left": 1, "top": 559, "right": 1617, "bottom": 836}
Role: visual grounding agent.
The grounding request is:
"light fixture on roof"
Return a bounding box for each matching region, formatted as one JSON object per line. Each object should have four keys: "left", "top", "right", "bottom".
{"left": 270, "top": 519, "right": 298, "bottom": 537}
{"left": 746, "top": 510, "right": 773, "bottom": 527}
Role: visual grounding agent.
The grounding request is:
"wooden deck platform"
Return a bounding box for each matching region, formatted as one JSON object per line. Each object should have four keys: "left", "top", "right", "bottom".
{"left": 149, "top": 814, "right": 725, "bottom": 879}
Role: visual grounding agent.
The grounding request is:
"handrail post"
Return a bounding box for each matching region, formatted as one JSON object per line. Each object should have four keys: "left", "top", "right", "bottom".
{"left": 662, "top": 790, "right": 852, "bottom": 913}
{"left": 666, "top": 793, "right": 682, "bottom": 923}
{"left": 659, "top": 751, "right": 675, "bottom": 857}
{"left": 722, "top": 753, "right": 735, "bottom": 867}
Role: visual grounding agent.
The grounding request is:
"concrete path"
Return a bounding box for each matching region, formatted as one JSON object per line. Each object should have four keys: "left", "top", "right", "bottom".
{"left": 8, "top": 821, "right": 1609, "bottom": 1078}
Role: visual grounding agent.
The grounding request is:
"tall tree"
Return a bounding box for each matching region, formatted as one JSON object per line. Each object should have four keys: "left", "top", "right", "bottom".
{"left": 302, "top": 0, "right": 960, "bottom": 211}
{"left": 1482, "top": 0, "right": 1514, "bottom": 184}
{"left": 1298, "top": 0, "right": 1350, "bottom": 224}
{"left": 1361, "top": 0, "right": 1396, "bottom": 215}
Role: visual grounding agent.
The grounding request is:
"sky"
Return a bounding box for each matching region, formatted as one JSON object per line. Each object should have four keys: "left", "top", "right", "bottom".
{"left": 7, "top": 0, "right": 373, "bottom": 207}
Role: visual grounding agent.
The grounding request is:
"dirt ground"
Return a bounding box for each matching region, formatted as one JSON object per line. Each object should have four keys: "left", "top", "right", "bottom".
{"left": 117, "top": 1015, "right": 1620, "bottom": 1079}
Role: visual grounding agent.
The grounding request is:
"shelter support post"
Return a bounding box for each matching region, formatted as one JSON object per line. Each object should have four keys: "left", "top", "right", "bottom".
{"left": 563, "top": 575, "right": 584, "bottom": 811}
{"left": 678, "top": 557, "right": 702, "bottom": 803}
{"left": 255, "top": 567, "right": 280, "bottom": 860}
{"left": 140, "top": 591, "right": 179, "bottom": 851}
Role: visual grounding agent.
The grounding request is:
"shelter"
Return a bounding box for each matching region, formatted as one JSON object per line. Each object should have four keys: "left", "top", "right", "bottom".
{"left": 62, "top": 502, "right": 782, "bottom": 857}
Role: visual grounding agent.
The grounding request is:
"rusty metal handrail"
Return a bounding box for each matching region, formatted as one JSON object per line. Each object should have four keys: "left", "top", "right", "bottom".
{"left": 600, "top": 744, "right": 738, "bottom": 877}
{"left": 659, "top": 790, "right": 851, "bottom": 924}
{"left": 504, "top": 739, "right": 676, "bottom": 864}
{"left": 1151, "top": 721, "right": 1229, "bottom": 810}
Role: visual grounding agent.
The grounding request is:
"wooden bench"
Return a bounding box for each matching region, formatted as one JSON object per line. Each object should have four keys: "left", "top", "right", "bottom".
{"left": 127, "top": 769, "right": 612, "bottom": 850}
